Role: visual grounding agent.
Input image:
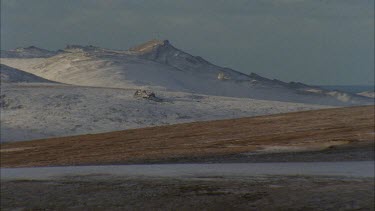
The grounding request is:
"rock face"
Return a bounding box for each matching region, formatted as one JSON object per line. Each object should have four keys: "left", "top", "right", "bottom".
{"left": 134, "top": 40, "right": 249, "bottom": 81}
{"left": 217, "top": 72, "right": 230, "bottom": 80}
{"left": 134, "top": 90, "right": 162, "bottom": 102}
{"left": 129, "top": 39, "right": 165, "bottom": 54}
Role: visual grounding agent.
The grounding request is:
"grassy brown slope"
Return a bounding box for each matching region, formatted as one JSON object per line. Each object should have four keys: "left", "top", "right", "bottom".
{"left": 1, "top": 106, "right": 374, "bottom": 167}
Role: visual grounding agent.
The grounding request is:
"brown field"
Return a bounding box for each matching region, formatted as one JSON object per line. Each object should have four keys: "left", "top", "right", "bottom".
{"left": 1, "top": 106, "right": 374, "bottom": 167}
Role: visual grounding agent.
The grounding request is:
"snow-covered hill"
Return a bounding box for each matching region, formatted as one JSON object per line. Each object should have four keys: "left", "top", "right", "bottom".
{"left": 0, "top": 40, "right": 373, "bottom": 142}
{"left": 0, "top": 64, "right": 55, "bottom": 83}
{"left": 1, "top": 83, "right": 329, "bottom": 142}
{"left": 357, "top": 91, "right": 375, "bottom": 98}
{"left": 1, "top": 40, "right": 371, "bottom": 106}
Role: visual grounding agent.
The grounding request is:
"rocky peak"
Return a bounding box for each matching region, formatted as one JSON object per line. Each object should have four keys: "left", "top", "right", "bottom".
{"left": 64, "top": 45, "right": 100, "bottom": 51}
{"left": 128, "top": 39, "right": 171, "bottom": 54}
{"left": 24, "top": 46, "right": 38, "bottom": 50}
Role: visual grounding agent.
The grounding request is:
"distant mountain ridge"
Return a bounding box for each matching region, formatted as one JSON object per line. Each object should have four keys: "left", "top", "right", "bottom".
{"left": 0, "top": 39, "right": 373, "bottom": 106}
{"left": 1, "top": 46, "right": 58, "bottom": 58}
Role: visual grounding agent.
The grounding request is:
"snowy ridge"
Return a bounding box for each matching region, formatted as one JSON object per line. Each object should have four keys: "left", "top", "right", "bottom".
{"left": 0, "top": 39, "right": 372, "bottom": 106}
{"left": 1, "top": 39, "right": 372, "bottom": 142}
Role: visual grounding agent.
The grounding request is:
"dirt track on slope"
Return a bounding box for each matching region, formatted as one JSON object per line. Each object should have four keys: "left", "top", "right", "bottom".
{"left": 1, "top": 106, "right": 374, "bottom": 167}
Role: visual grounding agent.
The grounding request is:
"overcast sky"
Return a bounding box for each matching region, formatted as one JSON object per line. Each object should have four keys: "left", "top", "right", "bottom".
{"left": 1, "top": 0, "right": 374, "bottom": 85}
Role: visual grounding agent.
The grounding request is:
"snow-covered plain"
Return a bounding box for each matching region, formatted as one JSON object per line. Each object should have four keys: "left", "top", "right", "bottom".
{"left": 0, "top": 83, "right": 328, "bottom": 142}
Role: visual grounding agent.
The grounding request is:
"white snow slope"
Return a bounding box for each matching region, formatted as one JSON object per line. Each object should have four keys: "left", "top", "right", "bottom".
{"left": 1, "top": 40, "right": 372, "bottom": 106}
{"left": 1, "top": 83, "right": 328, "bottom": 142}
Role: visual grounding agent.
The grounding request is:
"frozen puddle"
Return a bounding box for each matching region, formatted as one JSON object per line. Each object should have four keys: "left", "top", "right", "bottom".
{"left": 1, "top": 161, "right": 374, "bottom": 180}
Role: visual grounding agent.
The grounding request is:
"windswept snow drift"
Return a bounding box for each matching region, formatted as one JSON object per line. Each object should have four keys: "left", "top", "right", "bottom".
{"left": 1, "top": 40, "right": 372, "bottom": 106}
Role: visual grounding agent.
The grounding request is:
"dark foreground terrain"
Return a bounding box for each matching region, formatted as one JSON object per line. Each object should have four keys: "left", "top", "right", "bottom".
{"left": 1, "top": 106, "right": 374, "bottom": 210}
{"left": 1, "top": 175, "right": 374, "bottom": 211}
{"left": 1, "top": 106, "right": 374, "bottom": 167}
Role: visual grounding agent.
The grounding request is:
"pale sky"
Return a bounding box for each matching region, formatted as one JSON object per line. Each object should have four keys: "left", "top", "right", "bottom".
{"left": 1, "top": 0, "right": 374, "bottom": 85}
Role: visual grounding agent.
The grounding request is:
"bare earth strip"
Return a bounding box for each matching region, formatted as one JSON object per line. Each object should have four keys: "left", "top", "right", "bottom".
{"left": 1, "top": 176, "right": 374, "bottom": 210}
{"left": 1, "top": 106, "right": 374, "bottom": 167}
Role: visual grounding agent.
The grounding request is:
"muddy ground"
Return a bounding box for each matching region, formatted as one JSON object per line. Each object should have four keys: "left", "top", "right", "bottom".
{"left": 1, "top": 175, "right": 374, "bottom": 211}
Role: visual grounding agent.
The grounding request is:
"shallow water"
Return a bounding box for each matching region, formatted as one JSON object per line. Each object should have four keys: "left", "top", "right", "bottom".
{"left": 1, "top": 161, "right": 374, "bottom": 180}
